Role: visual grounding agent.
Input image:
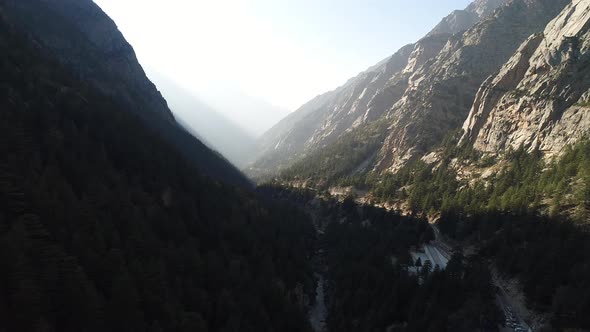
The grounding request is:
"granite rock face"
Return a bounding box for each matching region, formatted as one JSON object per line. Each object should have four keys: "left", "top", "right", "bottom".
{"left": 427, "top": 0, "right": 507, "bottom": 37}
{"left": 252, "top": 0, "right": 587, "bottom": 180}
{"left": 374, "top": 0, "right": 570, "bottom": 172}
{"left": 250, "top": 0, "right": 508, "bottom": 175}
{"left": 0, "top": 0, "right": 252, "bottom": 186}
{"left": 462, "top": 0, "right": 590, "bottom": 158}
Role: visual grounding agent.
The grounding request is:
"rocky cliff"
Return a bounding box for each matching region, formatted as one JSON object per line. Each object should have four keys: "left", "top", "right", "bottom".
{"left": 427, "top": 0, "right": 506, "bottom": 37}
{"left": 374, "top": 0, "right": 570, "bottom": 172}
{"left": 461, "top": 0, "right": 590, "bottom": 158}
{"left": 250, "top": 0, "right": 508, "bottom": 176}
{"left": 250, "top": 44, "right": 416, "bottom": 176}
{"left": 0, "top": 0, "right": 251, "bottom": 186}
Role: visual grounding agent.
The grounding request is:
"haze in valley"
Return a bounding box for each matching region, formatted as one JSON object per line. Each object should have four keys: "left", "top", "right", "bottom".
{"left": 93, "top": 0, "right": 472, "bottom": 166}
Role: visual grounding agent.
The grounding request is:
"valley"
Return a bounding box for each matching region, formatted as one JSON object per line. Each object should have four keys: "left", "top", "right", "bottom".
{"left": 1, "top": 0, "right": 590, "bottom": 331}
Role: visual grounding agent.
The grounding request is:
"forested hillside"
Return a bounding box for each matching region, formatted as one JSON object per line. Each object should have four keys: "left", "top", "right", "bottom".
{"left": 0, "top": 17, "right": 315, "bottom": 332}
{"left": 250, "top": 0, "right": 572, "bottom": 177}
{"left": 4, "top": 0, "right": 590, "bottom": 331}
{"left": 260, "top": 186, "right": 502, "bottom": 331}
{"left": 0, "top": 0, "right": 250, "bottom": 187}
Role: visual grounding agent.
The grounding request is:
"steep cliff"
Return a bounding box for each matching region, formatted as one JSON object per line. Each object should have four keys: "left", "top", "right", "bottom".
{"left": 0, "top": 0, "right": 251, "bottom": 186}
{"left": 1, "top": 0, "right": 173, "bottom": 120}
{"left": 427, "top": 0, "right": 507, "bottom": 37}
{"left": 250, "top": 0, "right": 508, "bottom": 177}
{"left": 374, "top": 0, "right": 570, "bottom": 172}
{"left": 462, "top": 0, "right": 590, "bottom": 158}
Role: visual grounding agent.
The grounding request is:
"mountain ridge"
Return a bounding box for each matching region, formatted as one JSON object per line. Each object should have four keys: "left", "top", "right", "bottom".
{"left": 250, "top": 0, "right": 574, "bottom": 180}
{"left": 248, "top": 0, "right": 512, "bottom": 177}
{"left": 461, "top": 0, "right": 590, "bottom": 158}
{"left": 375, "top": 0, "right": 571, "bottom": 172}
{"left": 0, "top": 0, "right": 251, "bottom": 186}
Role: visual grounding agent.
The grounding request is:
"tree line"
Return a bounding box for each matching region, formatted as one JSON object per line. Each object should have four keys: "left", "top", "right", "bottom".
{"left": 0, "top": 18, "right": 316, "bottom": 332}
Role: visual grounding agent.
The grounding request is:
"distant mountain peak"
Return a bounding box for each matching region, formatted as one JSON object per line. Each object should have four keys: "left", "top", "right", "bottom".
{"left": 465, "top": 0, "right": 508, "bottom": 18}
{"left": 427, "top": 0, "right": 507, "bottom": 37}
{"left": 251, "top": 0, "right": 573, "bottom": 180}
{"left": 461, "top": 0, "right": 590, "bottom": 158}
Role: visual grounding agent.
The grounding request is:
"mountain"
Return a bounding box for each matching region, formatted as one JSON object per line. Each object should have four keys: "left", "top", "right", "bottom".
{"left": 0, "top": 1, "right": 315, "bottom": 331}
{"left": 427, "top": 0, "right": 506, "bottom": 37}
{"left": 145, "top": 70, "right": 256, "bottom": 167}
{"left": 249, "top": 0, "right": 510, "bottom": 177}
{"left": 375, "top": 0, "right": 570, "bottom": 171}
{"left": 4, "top": 0, "right": 590, "bottom": 331}
{"left": 195, "top": 87, "right": 291, "bottom": 138}
{"left": 0, "top": 0, "right": 250, "bottom": 187}
{"left": 250, "top": 0, "right": 573, "bottom": 179}
{"left": 258, "top": 4, "right": 590, "bottom": 328}
{"left": 461, "top": 0, "right": 590, "bottom": 158}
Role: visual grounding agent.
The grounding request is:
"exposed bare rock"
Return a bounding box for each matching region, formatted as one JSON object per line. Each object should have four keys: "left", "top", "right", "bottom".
{"left": 250, "top": 0, "right": 506, "bottom": 176}
{"left": 374, "top": 0, "right": 570, "bottom": 172}
{"left": 249, "top": 44, "right": 415, "bottom": 175}
{"left": 428, "top": 0, "right": 507, "bottom": 37}
{"left": 403, "top": 34, "right": 452, "bottom": 74}
{"left": 462, "top": 0, "right": 590, "bottom": 158}
{"left": 0, "top": 0, "right": 252, "bottom": 186}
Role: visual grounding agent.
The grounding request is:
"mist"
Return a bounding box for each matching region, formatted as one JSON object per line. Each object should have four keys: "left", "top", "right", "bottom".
{"left": 146, "top": 69, "right": 258, "bottom": 167}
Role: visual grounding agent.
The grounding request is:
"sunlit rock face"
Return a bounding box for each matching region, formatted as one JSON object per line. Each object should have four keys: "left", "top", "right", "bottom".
{"left": 462, "top": 0, "right": 590, "bottom": 159}
{"left": 250, "top": 0, "right": 509, "bottom": 176}
{"left": 374, "top": 0, "right": 570, "bottom": 172}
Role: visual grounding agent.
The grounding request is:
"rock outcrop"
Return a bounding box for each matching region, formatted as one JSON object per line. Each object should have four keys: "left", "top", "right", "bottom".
{"left": 250, "top": 44, "right": 415, "bottom": 175}
{"left": 250, "top": 0, "right": 508, "bottom": 176}
{"left": 462, "top": 0, "right": 590, "bottom": 158}
{"left": 374, "top": 0, "right": 570, "bottom": 172}
{"left": 427, "top": 0, "right": 507, "bottom": 37}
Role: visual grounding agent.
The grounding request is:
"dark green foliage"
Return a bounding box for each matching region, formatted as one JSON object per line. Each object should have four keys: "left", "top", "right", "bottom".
{"left": 279, "top": 120, "right": 389, "bottom": 186}
{"left": 369, "top": 130, "right": 476, "bottom": 213}
{"left": 0, "top": 19, "right": 314, "bottom": 332}
{"left": 373, "top": 160, "right": 461, "bottom": 214}
{"left": 440, "top": 211, "right": 590, "bottom": 329}
{"left": 262, "top": 186, "right": 500, "bottom": 332}
{"left": 323, "top": 207, "right": 423, "bottom": 332}
{"left": 1, "top": 0, "right": 251, "bottom": 188}
{"left": 322, "top": 203, "right": 500, "bottom": 332}
{"left": 405, "top": 255, "right": 501, "bottom": 332}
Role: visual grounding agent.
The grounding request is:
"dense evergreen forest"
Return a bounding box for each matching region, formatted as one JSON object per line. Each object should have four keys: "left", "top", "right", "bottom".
{"left": 343, "top": 132, "right": 590, "bottom": 329}
{"left": 0, "top": 18, "right": 316, "bottom": 332}
{"left": 272, "top": 103, "right": 590, "bottom": 330}
{"left": 260, "top": 186, "right": 501, "bottom": 331}
{"left": 4, "top": 0, "right": 590, "bottom": 330}
{"left": 278, "top": 120, "right": 389, "bottom": 186}
{"left": 280, "top": 125, "right": 590, "bottom": 223}
{"left": 439, "top": 211, "right": 590, "bottom": 329}
{"left": 371, "top": 136, "right": 590, "bottom": 220}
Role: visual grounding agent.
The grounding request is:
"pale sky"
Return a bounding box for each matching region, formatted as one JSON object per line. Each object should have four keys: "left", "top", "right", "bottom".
{"left": 93, "top": 0, "right": 472, "bottom": 111}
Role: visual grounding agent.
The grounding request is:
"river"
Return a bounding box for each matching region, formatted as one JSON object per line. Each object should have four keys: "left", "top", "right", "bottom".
{"left": 309, "top": 227, "right": 328, "bottom": 332}
{"left": 309, "top": 271, "right": 327, "bottom": 332}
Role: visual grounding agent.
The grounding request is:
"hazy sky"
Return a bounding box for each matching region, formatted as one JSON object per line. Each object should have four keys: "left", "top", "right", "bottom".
{"left": 94, "top": 0, "right": 472, "bottom": 111}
